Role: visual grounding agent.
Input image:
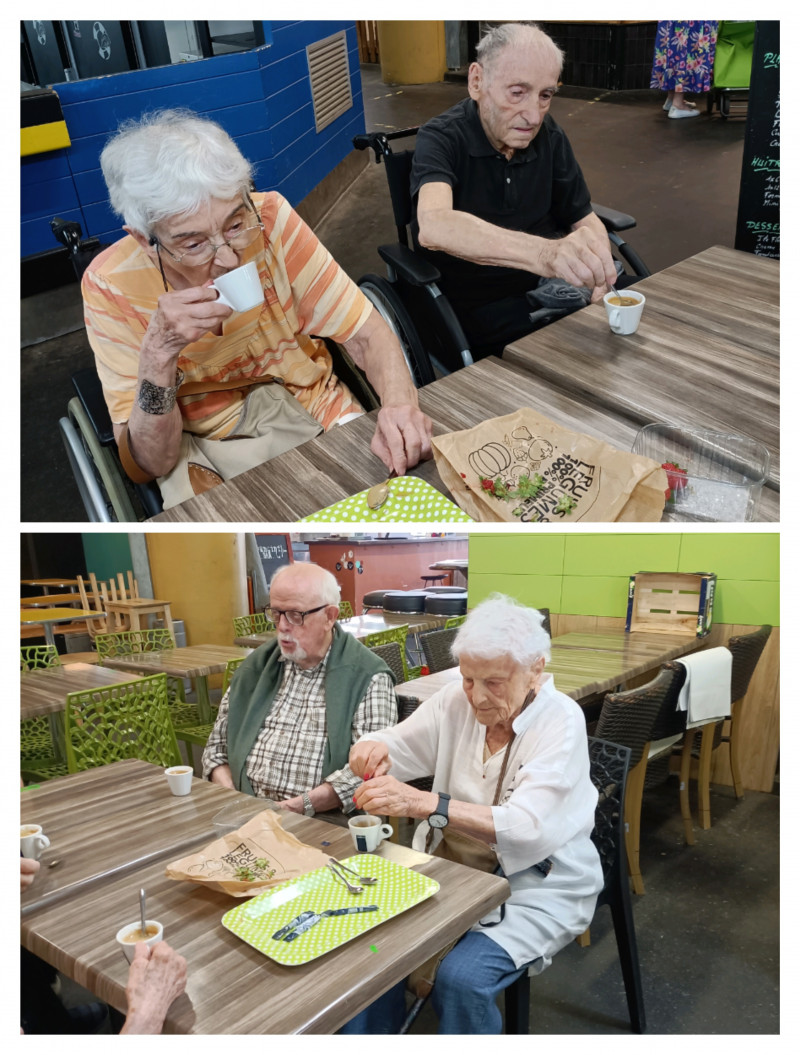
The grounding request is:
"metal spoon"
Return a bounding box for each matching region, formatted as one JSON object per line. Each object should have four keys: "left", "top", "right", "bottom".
{"left": 329, "top": 857, "right": 378, "bottom": 885}
{"left": 366, "top": 479, "right": 391, "bottom": 510}
{"left": 327, "top": 861, "right": 363, "bottom": 894}
{"left": 140, "top": 888, "right": 147, "bottom": 936}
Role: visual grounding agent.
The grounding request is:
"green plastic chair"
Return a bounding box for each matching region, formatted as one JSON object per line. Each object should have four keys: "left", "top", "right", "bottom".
{"left": 20, "top": 646, "right": 63, "bottom": 769}
{"left": 444, "top": 615, "right": 466, "bottom": 628}
{"left": 363, "top": 625, "right": 421, "bottom": 680}
{"left": 338, "top": 601, "right": 354, "bottom": 619}
{"left": 63, "top": 672, "right": 182, "bottom": 772}
{"left": 176, "top": 656, "right": 248, "bottom": 749}
{"left": 20, "top": 645, "right": 61, "bottom": 671}
{"left": 232, "top": 612, "right": 275, "bottom": 637}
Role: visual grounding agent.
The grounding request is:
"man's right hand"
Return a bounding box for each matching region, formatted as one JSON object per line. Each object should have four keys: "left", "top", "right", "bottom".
{"left": 537, "top": 225, "right": 617, "bottom": 302}
{"left": 209, "top": 763, "right": 236, "bottom": 789}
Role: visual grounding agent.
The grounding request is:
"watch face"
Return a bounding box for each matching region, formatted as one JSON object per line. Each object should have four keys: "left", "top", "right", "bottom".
{"left": 428, "top": 813, "right": 447, "bottom": 828}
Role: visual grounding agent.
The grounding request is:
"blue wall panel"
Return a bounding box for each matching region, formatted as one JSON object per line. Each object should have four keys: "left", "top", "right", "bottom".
{"left": 21, "top": 20, "right": 365, "bottom": 259}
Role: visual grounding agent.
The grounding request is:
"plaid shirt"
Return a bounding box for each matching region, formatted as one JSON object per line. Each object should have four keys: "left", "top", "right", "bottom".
{"left": 202, "top": 652, "right": 396, "bottom": 807}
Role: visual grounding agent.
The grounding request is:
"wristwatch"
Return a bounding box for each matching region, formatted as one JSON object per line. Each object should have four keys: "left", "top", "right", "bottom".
{"left": 427, "top": 792, "right": 451, "bottom": 829}
{"left": 302, "top": 792, "right": 315, "bottom": 817}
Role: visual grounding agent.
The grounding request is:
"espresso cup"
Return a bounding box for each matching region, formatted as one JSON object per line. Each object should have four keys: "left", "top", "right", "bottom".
{"left": 603, "top": 290, "right": 646, "bottom": 335}
{"left": 164, "top": 765, "right": 194, "bottom": 797}
{"left": 212, "top": 260, "right": 263, "bottom": 311}
{"left": 348, "top": 815, "right": 393, "bottom": 853}
{"left": 116, "top": 919, "right": 164, "bottom": 963}
{"left": 21, "top": 824, "right": 50, "bottom": 860}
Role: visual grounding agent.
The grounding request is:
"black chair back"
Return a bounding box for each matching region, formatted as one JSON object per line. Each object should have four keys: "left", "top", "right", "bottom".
{"left": 728, "top": 625, "right": 771, "bottom": 702}
{"left": 367, "top": 641, "right": 406, "bottom": 686}
{"left": 419, "top": 627, "right": 458, "bottom": 673}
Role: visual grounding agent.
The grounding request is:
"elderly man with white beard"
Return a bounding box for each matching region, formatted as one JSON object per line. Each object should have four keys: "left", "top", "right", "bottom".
{"left": 202, "top": 563, "right": 396, "bottom": 818}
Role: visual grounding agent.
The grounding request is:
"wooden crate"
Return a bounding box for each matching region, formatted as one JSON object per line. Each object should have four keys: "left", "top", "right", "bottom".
{"left": 625, "top": 572, "right": 716, "bottom": 637}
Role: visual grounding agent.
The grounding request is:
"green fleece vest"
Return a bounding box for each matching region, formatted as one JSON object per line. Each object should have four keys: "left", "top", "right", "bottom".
{"left": 226, "top": 624, "right": 395, "bottom": 795}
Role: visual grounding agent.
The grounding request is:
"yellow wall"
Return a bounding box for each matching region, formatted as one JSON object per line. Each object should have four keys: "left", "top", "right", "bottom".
{"left": 146, "top": 534, "right": 247, "bottom": 649}
{"left": 378, "top": 21, "right": 446, "bottom": 84}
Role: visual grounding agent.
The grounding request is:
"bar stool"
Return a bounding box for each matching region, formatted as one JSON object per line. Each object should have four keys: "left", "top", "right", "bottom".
{"left": 420, "top": 574, "right": 447, "bottom": 588}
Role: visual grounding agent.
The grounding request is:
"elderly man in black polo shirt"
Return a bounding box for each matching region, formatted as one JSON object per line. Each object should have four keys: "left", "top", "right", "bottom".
{"left": 411, "top": 21, "right": 619, "bottom": 361}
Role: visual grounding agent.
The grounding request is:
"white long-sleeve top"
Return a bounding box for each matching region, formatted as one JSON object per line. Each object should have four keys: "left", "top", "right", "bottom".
{"left": 361, "top": 674, "right": 603, "bottom": 971}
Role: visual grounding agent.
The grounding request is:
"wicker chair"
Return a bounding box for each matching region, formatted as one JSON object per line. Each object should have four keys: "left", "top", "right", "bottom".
{"left": 364, "top": 625, "right": 421, "bottom": 680}
{"left": 419, "top": 627, "right": 458, "bottom": 673}
{"left": 367, "top": 642, "right": 407, "bottom": 685}
{"left": 594, "top": 666, "right": 685, "bottom": 895}
{"left": 503, "top": 739, "right": 645, "bottom": 1034}
{"left": 677, "top": 625, "right": 772, "bottom": 831}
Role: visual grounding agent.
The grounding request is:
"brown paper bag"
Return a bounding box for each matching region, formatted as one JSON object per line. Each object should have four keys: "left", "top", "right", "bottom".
{"left": 165, "top": 809, "right": 331, "bottom": 897}
{"left": 432, "top": 409, "right": 666, "bottom": 522}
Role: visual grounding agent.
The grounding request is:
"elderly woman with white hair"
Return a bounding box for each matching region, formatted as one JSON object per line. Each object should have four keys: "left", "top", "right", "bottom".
{"left": 82, "top": 108, "right": 431, "bottom": 508}
{"left": 342, "top": 594, "right": 602, "bottom": 1034}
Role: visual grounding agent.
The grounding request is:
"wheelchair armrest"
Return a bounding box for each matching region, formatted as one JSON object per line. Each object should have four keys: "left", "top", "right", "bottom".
{"left": 378, "top": 243, "right": 441, "bottom": 287}
{"left": 591, "top": 202, "right": 637, "bottom": 232}
{"left": 71, "top": 367, "right": 115, "bottom": 446}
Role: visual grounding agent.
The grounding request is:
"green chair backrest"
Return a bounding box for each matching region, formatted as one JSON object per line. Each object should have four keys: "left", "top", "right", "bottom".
{"left": 64, "top": 672, "right": 181, "bottom": 772}
{"left": 222, "top": 656, "right": 248, "bottom": 695}
{"left": 338, "top": 601, "right": 354, "bottom": 619}
{"left": 20, "top": 645, "right": 61, "bottom": 671}
{"left": 232, "top": 613, "right": 274, "bottom": 637}
{"left": 364, "top": 625, "right": 412, "bottom": 678}
{"left": 444, "top": 616, "right": 466, "bottom": 629}
{"left": 94, "top": 628, "right": 175, "bottom": 661}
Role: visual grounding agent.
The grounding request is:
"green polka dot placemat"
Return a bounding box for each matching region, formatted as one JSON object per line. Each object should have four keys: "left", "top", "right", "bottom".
{"left": 221, "top": 854, "right": 439, "bottom": 966}
{"left": 299, "top": 477, "right": 472, "bottom": 523}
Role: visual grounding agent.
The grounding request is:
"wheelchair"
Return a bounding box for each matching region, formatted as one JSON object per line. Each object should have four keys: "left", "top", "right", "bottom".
{"left": 352, "top": 126, "right": 651, "bottom": 378}
{"left": 53, "top": 218, "right": 381, "bottom": 523}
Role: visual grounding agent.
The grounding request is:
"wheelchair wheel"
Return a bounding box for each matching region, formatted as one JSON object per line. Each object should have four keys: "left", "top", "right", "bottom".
{"left": 59, "top": 396, "right": 139, "bottom": 522}
{"left": 358, "top": 274, "right": 436, "bottom": 388}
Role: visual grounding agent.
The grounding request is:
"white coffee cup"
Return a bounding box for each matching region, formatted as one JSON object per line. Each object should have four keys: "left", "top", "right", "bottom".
{"left": 348, "top": 815, "right": 394, "bottom": 853}
{"left": 165, "top": 765, "right": 194, "bottom": 796}
{"left": 21, "top": 824, "right": 50, "bottom": 860}
{"left": 603, "top": 290, "right": 646, "bottom": 335}
{"left": 212, "top": 260, "right": 263, "bottom": 311}
{"left": 115, "top": 919, "right": 164, "bottom": 963}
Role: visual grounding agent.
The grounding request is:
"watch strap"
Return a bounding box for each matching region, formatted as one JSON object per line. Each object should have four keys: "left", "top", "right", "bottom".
{"left": 302, "top": 791, "right": 315, "bottom": 817}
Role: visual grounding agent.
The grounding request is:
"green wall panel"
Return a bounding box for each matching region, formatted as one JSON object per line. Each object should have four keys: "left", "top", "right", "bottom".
{"left": 469, "top": 573, "right": 564, "bottom": 611}
{"left": 468, "top": 533, "right": 565, "bottom": 576}
{"left": 711, "top": 579, "right": 780, "bottom": 626}
{"left": 81, "top": 533, "right": 133, "bottom": 583}
{"left": 564, "top": 533, "right": 682, "bottom": 577}
{"left": 561, "top": 576, "right": 630, "bottom": 617}
{"left": 678, "top": 533, "right": 779, "bottom": 582}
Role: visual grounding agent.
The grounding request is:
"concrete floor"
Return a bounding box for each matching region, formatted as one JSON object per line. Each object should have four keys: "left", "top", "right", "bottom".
{"left": 21, "top": 65, "right": 748, "bottom": 522}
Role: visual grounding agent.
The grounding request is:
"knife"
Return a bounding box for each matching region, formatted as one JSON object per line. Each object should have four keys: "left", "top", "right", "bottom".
{"left": 277, "top": 905, "right": 379, "bottom": 942}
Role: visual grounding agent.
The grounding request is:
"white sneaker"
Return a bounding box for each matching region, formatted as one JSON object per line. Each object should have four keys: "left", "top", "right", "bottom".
{"left": 663, "top": 99, "right": 696, "bottom": 111}
{"left": 668, "top": 105, "right": 700, "bottom": 119}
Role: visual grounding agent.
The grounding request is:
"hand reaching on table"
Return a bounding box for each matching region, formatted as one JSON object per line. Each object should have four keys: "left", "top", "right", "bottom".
{"left": 348, "top": 740, "right": 392, "bottom": 780}
{"left": 20, "top": 856, "right": 40, "bottom": 892}
{"left": 120, "top": 941, "right": 188, "bottom": 1034}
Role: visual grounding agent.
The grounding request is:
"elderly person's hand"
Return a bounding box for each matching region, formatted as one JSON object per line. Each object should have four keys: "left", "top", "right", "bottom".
{"left": 120, "top": 941, "right": 187, "bottom": 1035}
{"left": 371, "top": 404, "right": 433, "bottom": 476}
{"left": 144, "top": 286, "right": 233, "bottom": 361}
{"left": 353, "top": 774, "right": 433, "bottom": 819}
{"left": 20, "top": 856, "right": 40, "bottom": 892}
{"left": 349, "top": 740, "right": 392, "bottom": 780}
{"left": 539, "top": 219, "right": 618, "bottom": 303}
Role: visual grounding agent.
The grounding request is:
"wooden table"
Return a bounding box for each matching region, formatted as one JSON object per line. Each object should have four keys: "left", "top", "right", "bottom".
{"left": 20, "top": 593, "right": 87, "bottom": 608}
{"left": 429, "top": 559, "right": 469, "bottom": 588}
{"left": 22, "top": 578, "right": 80, "bottom": 593}
{"left": 101, "top": 645, "right": 253, "bottom": 723}
{"left": 234, "top": 613, "right": 451, "bottom": 649}
{"left": 21, "top": 763, "right": 510, "bottom": 1033}
{"left": 20, "top": 607, "right": 107, "bottom": 647}
{"left": 395, "top": 630, "right": 708, "bottom": 706}
{"left": 150, "top": 356, "right": 657, "bottom": 523}
{"left": 503, "top": 246, "right": 779, "bottom": 514}
{"left": 21, "top": 663, "right": 141, "bottom": 761}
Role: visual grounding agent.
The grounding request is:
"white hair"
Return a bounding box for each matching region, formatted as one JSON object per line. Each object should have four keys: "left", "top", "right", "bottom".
{"left": 476, "top": 22, "right": 564, "bottom": 78}
{"left": 269, "top": 563, "right": 341, "bottom": 606}
{"left": 100, "top": 108, "right": 254, "bottom": 234}
{"left": 452, "top": 593, "right": 551, "bottom": 667}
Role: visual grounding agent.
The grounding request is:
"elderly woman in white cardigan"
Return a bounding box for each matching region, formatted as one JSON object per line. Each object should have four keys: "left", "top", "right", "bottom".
{"left": 341, "top": 594, "right": 602, "bottom": 1035}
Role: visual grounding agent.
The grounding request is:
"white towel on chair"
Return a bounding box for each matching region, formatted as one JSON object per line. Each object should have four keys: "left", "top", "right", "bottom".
{"left": 676, "top": 648, "right": 732, "bottom": 728}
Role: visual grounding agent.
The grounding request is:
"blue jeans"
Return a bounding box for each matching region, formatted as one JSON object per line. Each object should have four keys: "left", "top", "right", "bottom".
{"left": 338, "top": 931, "right": 528, "bottom": 1034}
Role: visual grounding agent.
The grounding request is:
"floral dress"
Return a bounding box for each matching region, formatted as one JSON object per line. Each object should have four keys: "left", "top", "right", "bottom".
{"left": 650, "top": 21, "right": 719, "bottom": 94}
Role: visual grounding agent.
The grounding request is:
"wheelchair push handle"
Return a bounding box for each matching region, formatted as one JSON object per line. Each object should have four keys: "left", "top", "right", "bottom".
{"left": 353, "top": 127, "right": 420, "bottom": 162}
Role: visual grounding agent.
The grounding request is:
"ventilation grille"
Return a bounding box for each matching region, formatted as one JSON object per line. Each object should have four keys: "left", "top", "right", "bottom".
{"left": 306, "top": 31, "right": 353, "bottom": 133}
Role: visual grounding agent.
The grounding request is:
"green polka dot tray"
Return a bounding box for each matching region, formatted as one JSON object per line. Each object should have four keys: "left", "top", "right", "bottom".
{"left": 298, "top": 477, "right": 472, "bottom": 523}
{"left": 222, "top": 854, "right": 439, "bottom": 965}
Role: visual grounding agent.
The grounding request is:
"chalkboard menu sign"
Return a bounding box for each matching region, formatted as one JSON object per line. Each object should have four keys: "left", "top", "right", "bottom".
{"left": 255, "top": 534, "right": 293, "bottom": 588}
{"left": 735, "top": 22, "right": 780, "bottom": 258}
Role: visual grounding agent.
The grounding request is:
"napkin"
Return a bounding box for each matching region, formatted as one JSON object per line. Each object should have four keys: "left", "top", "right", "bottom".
{"left": 299, "top": 477, "right": 472, "bottom": 523}
{"left": 676, "top": 648, "right": 732, "bottom": 728}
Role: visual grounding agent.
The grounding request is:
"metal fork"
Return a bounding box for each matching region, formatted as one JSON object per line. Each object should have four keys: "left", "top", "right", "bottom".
{"left": 327, "top": 861, "right": 363, "bottom": 894}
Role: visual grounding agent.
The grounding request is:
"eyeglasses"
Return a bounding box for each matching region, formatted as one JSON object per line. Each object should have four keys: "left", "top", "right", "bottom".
{"left": 266, "top": 605, "right": 329, "bottom": 627}
{"left": 150, "top": 192, "right": 265, "bottom": 291}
